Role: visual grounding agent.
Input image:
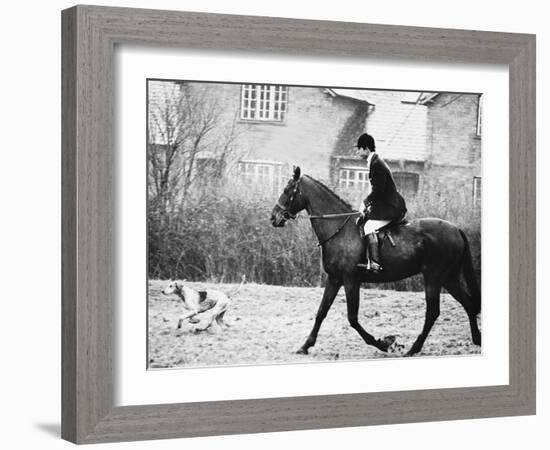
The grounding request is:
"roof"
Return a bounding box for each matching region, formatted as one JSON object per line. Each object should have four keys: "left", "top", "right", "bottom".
{"left": 327, "top": 89, "right": 438, "bottom": 161}
{"left": 325, "top": 88, "right": 373, "bottom": 103}
{"left": 331, "top": 89, "right": 431, "bottom": 161}
{"left": 327, "top": 88, "right": 438, "bottom": 106}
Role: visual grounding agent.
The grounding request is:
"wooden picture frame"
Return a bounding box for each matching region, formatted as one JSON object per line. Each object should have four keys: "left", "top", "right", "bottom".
{"left": 62, "top": 5, "right": 536, "bottom": 444}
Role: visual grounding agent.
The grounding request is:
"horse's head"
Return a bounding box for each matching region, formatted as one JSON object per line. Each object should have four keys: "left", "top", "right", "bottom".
{"left": 271, "top": 166, "right": 307, "bottom": 227}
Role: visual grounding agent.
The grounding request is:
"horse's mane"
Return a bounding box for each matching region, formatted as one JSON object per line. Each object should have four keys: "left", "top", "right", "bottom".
{"left": 303, "top": 175, "right": 354, "bottom": 211}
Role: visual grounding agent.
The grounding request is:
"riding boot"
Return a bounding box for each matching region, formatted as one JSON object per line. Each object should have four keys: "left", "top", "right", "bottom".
{"left": 366, "top": 232, "right": 383, "bottom": 272}
{"left": 357, "top": 232, "right": 383, "bottom": 272}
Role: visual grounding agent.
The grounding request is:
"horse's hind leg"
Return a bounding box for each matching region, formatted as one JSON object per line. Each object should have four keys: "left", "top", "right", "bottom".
{"left": 297, "top": 276, "right": 341, "bottom": 355}
{"left": 407, "top": 278, "right": 441, "bottom": 356}
{"left": 444, "top": 278, "right": 481, "bottom": 346}
{"left": 344, "top": 280, "right": 394, "bottom": 353}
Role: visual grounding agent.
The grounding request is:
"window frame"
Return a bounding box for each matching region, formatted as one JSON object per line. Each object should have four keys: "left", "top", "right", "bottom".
{"left": 476, "top": 94, "right": 483, "bottom": 137}
{"left": 473, "top": 175, "right": 482, "bottom": 204}
{"left": 240, "top": 84, "right": 288, "bottom": 122}
{"left": 237, "top": 160, "right": 285, "bottom": 192}
{"left": 339, "top": 167, "right": 370, "bottom": 191}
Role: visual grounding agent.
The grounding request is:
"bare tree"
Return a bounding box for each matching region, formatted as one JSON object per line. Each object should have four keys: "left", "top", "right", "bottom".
{"left": 147, "top": 81, "right": 246, "bottom": 277}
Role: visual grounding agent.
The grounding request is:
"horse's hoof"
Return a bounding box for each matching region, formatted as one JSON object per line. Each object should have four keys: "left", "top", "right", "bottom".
{"left": 385, "top": 336, "right": 404, "bottom": 354}
{"left": 296, "top": 347, "right": 308, "bottom": 355}
{"left": 379, "top": 335, "right": 397, "bottom": 352}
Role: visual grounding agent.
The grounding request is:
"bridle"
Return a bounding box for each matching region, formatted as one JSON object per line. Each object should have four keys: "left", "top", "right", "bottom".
{"left": 276, "top": 177, "right": 302, "bottom": 220}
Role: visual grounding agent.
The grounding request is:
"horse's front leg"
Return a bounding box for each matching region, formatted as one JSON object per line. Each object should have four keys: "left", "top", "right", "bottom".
{"left": 344, "top": 279, "right": 394, "bottom": 353}
{"left": 297, "top": 276, "right": 342, "bottom": 355}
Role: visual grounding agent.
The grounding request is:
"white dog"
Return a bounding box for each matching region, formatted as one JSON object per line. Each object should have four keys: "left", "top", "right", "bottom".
{"left": 161, "top": 276, "right": 245, "bottom": 332}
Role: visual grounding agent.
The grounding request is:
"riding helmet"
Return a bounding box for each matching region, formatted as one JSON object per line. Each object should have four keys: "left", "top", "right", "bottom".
{"left": 357, "top": 133, "right": 376, "bottom": 151}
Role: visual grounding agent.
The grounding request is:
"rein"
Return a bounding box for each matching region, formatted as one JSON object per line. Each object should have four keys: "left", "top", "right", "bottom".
{"left": 295, "top": 211, "right": 360, "bottom": 220}
{"left": 315, "top": 214, "right": 353, "bottom": 247}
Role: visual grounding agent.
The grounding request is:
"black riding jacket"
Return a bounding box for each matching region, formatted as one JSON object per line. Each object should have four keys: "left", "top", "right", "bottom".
{"left": 364, "top": 153, "right": 407, "bottom": 221}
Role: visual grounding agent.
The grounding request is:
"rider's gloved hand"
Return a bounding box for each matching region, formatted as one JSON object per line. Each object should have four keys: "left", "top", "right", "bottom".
{"left": 356, "top": 209, "right": 366, "bottom": 225}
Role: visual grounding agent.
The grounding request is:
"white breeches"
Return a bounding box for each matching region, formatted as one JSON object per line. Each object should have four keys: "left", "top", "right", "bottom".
{"left": 363, "top": 220, "right": 391, "bottom": 234}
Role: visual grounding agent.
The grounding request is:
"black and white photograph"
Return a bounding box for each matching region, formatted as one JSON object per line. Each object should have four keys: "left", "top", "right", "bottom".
{"left": 1, "top": 0, "right": 545, "bottom": 447}
{"left": 147, "top": 79, "right": 483, "bottom": 369}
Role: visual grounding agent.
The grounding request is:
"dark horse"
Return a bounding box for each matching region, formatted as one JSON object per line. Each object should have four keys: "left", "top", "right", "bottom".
{"left": 270, "top": 166, "right": 481, "bottom": 356}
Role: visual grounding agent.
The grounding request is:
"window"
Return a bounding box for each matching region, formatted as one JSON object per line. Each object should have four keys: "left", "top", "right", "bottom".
{"left": 393, "top": 172, "right": 420, "bottom": 195}
{"left": 476, "top": 94, "right": 483, "bottom": 137}
{"left": 241, "top": 85, "right": 288, "bottom": 122}
{"left": 473, "top": 176, "right": 482, "bottom": 205}
{"left": 339, "top": 168, "right": 370, "bottom": 191}
{"left": 237, "top": 160, "right": 285, "bottom": 192}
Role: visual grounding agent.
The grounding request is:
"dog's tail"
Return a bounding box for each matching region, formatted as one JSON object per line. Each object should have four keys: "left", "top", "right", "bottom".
{"left": 228, "top": 275, "right": 246, "bottom": 297}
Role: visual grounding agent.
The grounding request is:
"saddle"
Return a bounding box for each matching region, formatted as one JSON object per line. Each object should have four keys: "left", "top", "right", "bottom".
{"left": 358, "top": 215, "right": 408, "bottom": 250}
{"left": 379, "top": 217, "right": 408, "bottom": 248}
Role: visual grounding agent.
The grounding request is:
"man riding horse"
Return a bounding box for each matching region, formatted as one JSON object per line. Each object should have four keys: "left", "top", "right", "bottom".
{"left": 355, "top": 133, "right": 407, "bottom": 273}
{"left": 271, "top": 161, "right": 481, "bottom": 356}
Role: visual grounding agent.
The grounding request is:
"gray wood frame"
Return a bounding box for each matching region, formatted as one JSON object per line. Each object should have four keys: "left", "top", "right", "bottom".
{"left": 62, "top": 5, "right": 536, "bottom": 444}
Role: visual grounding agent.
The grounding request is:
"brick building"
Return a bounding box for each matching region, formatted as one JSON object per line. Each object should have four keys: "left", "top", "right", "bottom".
{"left": 148, "top": 80, "right": 482, "bottom": 205}
{"left": 329, "top": 89, "right": 482, "bottom": 204}
{"left": 424, "top": 92, "right": 482, "bottom": 205}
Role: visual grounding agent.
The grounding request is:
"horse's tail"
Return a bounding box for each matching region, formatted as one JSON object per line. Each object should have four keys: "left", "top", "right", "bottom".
{"left": 459, "top": 229, "right": 481, "bottom": 315}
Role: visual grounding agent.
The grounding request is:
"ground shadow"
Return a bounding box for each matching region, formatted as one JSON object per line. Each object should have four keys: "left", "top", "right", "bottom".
{"left": 35, "top": 423, "right": 60, "bottom": 438}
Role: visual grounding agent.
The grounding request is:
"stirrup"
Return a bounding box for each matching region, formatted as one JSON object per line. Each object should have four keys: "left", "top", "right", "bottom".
{"left": 369, "top": 261, "right": 383, "bottom": 273}
{"left": 357, "top": 260, "right": 383, "bottom": 273}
